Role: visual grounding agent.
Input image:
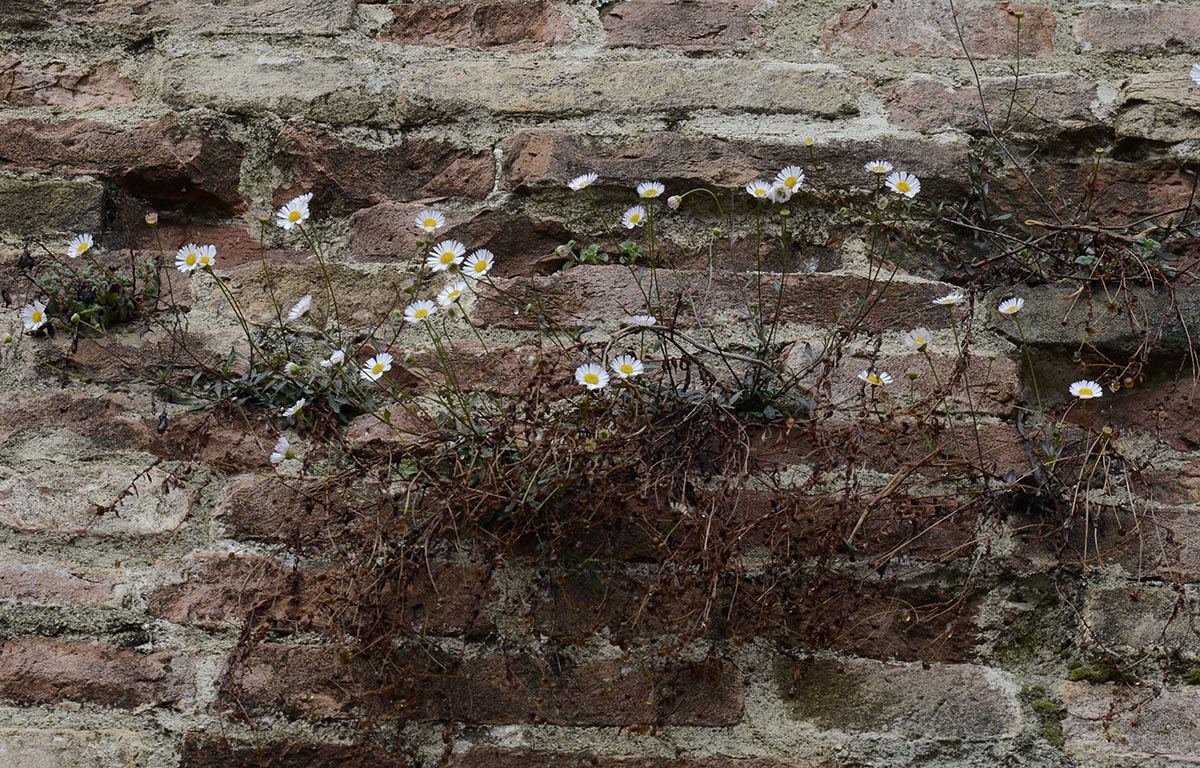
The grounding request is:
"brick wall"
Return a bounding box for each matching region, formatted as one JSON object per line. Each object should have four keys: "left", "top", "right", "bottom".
{"left": 2, "top": 1, "right": 1200, "bottom": 766}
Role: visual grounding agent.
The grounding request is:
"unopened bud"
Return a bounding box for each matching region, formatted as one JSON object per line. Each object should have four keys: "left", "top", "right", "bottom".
{"left": 666, "top": 195, "right": 682, "bottom": 210}
{"left": 70, "top": 313, "right": 81, "bottom": 323}
{"left": 145, "top": 212, "right": 159, "bottom": 226}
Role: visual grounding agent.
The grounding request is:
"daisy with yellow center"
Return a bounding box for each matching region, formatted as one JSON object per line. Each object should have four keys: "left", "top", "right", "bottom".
{"left": 998, "top": 297, "right": 1024, "bottom": 316}
{"left": 175, "top": 244, "right": 203, "bottom": 273}
{"left": 885, "top": 171, "right": 921, "bottom": 198}
{"left": 802, "top": 136, "right": 816, "bottom": 147}
{"left": 745, "top": 181, "right": 772, "bottom": 199}
{"left": 622, "top": 206, "right": 646, "bottom": 229}
{"left": 770, "top": 184, "right": 792, "bottom": 204}
{"left": 610, "top": 354, "right": 644, "bottom": 379}
{"left": 195, "top": 244, "right": 217, "bottom": 269}
{"left": 415, "top": 208, "right": 446, "bottom": 234}
{"left": 864, "top": 160, "right": 894, "bottom": 174}
{"left": 464, "top": 249, "right": 495, "bottom": 278}
{"left": 858, "top": 370, "right": 893, "bottom": 386}
{"left": 904, "top": 328, "right": 931, "bottom": 351}
{"left": 637, "top": 181, "right": 665, "bottom": 198}
{"left": 437, "top": 281, "right": 467, "bottom": 306}
{"left": 21, "top": 300, "right": 48, "bottom": 331}
{"left": 67, "top": 233, "right": 94, "bottom": 258}
{"left": 775, "top": 165, "right": 805, "bottom": 191}
{"left": 575, "top": 362, "right": 609, "bottom": 390}
{"left": 361, "top": 352, "right": 393, "bottom": 382}
{"left": 426, "top": 240, "right": 466, "bottom": 272}
{"left": 275, "top": 193, "right": 313, "bottom": 231}
{"left": 404, "top": 299, "right": 437, "bottom": 323}
{"left": 569, "top": 173, "right": 598, "bottom": 191}
{"left": 932, "top": 291, "right": 965, "bottom": 306}
{"left": 1069, "top": 380, "right": 1103, "bottom": 399}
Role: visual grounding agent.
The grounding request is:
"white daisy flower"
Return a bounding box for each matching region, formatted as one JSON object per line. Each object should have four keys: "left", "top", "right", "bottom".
{"left": 195, "top": 244, "right": 216, "bottom": 269}
{"left": 885, "top": 171, "right": 921, "bottom": 198}
{"left": 361, "top": 352, "right": 393, "bottom": 382}
{"left": 415, "top": 209, "right": 446, "bottom": 234}
{"left": 610, "top": 354, "right": 644, "bottom": 379}
{"left": 437, "top": 281, "right": 467, "bottom": 306}
{"left": 770, "top": 184, "right": 793, "bottom": 204}
{"left": 319, "top": 350, "right": 345, "bottom": 368}
{"left": 568, "top": 173, "right": 598, "bottom": 191}
{"left": 858, "top": 370, "right": 893, "bottom": 386}
{"left": 745, "top": 181, "right": 772, "bottom": 199}
{"left": 1069, "top": 380, "right": 1103, "bottom": 399}
{"left": 801, "top": 136, "right": 816, "bottom": 146}
{"left": 627, "top": 314, "right": 657, "bottom": 327}
{"left": 932, "top": 291, "right": 965, "bottom": 306}
{"left": 998, "top": 297, "right": 1024, "bottom": 316}
{"left": 575, "top": 362, "right": 609, "bottom": 390}
{"left": 175, "top": 243, "right": 203, "bottom": 273}
{"left": 275, "top": 193, "right": 312, "bottom": 230}
{"left": 426, "top": 240, "right": 466, "bottom": 272}
{"left": 269, "top": 436, "right": 292, "bottom": 464}
{"left": 281, "top": 398, "right": 305, "bottom": 418}
{"left": 775, "top": 165, "right": 805, "bottom": 191}
{"left": 637, "top": 181, "right": 665, "bottom": 199}
{"left": 21, "top": 300, "right": 48, "bottom": 331}
{"left": 864, "top": 160, "right": 894, "bottom": 174}
{"left": 403, "top": 300, "right": 437, "bottom": 323}
{"left": 1192, "top": 63, "right": 1200, "bottom": 87}
{"left": 904, "top": 328, "right": 931, "bottom": 351}
{"left": 286, "top": 294, "right": 313, "bottom": 322}
{"left": 622, "top": 205, "right": 646, "bottom": 229}
{"left": 463, "top": 249, "right": 495, "bottom": 278}
{"left": 67, "top": 233, "right": 94, "bottom": 258}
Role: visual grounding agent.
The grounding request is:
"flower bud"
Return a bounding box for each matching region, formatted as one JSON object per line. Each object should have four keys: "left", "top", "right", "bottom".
{"left": 666, "top": 195, "right": 682, "bottom": 210}
{"left": 145, "top": 212, "right": 159, "bottom": 226}
{"left": 70, "top": 313, "right": 81, "bottom": 324}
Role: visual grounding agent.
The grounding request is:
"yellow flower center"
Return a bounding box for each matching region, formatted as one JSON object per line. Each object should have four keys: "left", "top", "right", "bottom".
{"left": 186, "top": 253, "right": 197, "bottom": 265}
{"left": 414, "top": 308, "right": 428, "bottom": 319}
{"left": 755, "top": 189, "right": 767, "bottom": 197}
{"left": 630, "top": 214, "right": 641, "bottom": 223}
{"left": 75, "top": 243, "right": 88, "bottom": 253}
{"left": 31, "top": 311, "right": 43, "bottom": 323}
{"left": 785, "top": 176, "right": 798, "bottom": 187}
{"left": 1078, "top": 387, "right": 1093, "bottom": 397}
{"left": 473, "top": 261, "right": 487, "bottom": 272}
{"left": 583, "top": 373, "right": 599, "bottom": 385}
{"left": 895, "top": 181, "right": 910, "bottom": 193}
{"left": 913, "top": 337, "right": 925, "bottom": 346}
{"left": 371, "top": 363, "right": 385, "bottom": 375}
{"left": 288, "top": 210, "right": 302, "bottom": 222}
{"left": 619, "top": 364, "right": 634, "bottom": 375}
{"left": 440, "top": 252, "right": 455, "bottom": 264}
{"left": 867, "top": 375, "right": 881, "bottom": 384}
{"left": 447, "top": 291, "right": 460, "bottom": 300}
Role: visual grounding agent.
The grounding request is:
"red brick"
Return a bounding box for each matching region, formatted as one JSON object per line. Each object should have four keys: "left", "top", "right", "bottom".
{"left": 470, "top": 266, "right": 962, "bottom": 334}
{"left": 603, "top": 0, "right": 762, "bottom": 52}
{"left": 381, "top": 1, "right": 571, "bottom": 52}
{"left": 819, "top": 0, "right": 1055, "bottom": 59}
{"left": 0, "top": 638, "right": 193, "bottom": 709}
{"left": 0, "top": 390, "right": 157, "bottom": 454}
{"left": 0, "top": 57, "right": 135, "bottom": 109}
{"left": 274, "top": 125, "right": 493, "bottom": 213}
{"left": 0, "top": 562, "right": 126, "bottom": 608}
{"left": 0, "top": 117, "right": 245, "bottom": 213}
{"left": 219, "top": 476, "right": 347, "bottom": 542}
{"left": 1074, "top": 5, "right": 1200, "bottom": 54}
{"left": 224, "top": 644, "right": 743, "bottom": 726}
{"left": 501, "top": 129, "right": 970, "bottom": 198}
{"left": 0, "top": 0, "right": 355, "bottom": 34}
{"left": 180, "top": 734, "right": 400, "bottom": 768}
{"left": 450, "top": 750, "right": 822, "bottom": 768}
{"left": 155, "top": 408, "right": 278, "bottom": 472}
{"left": 885, "top": 74, "right": 1097, "bottom": 137}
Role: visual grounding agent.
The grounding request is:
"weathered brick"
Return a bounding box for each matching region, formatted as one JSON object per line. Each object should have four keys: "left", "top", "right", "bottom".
{"left": 220, "top": 476, "right": 343, "bottom": 542}
{"left": 1062, "top": 682, "right": 1200, "bottom": 763}
{"left": 470, "top": 266, "right": 961, "bottom": 334}
{"left": 273, "top": 125, "right": 494, "bottom": 212}
{"left": 0, "top": 117, "right": 245, "bottom": 213}
{"left": 450, "top": 750, "right": 822, "bottom": 768}
{"left": 350, "top": 202, "right": 572, "bottom": 271}
{"left": 777, "top": 657, "right": 1021, "bottom": 738}
{"left": 1083, "top": 585, "right": 1200, "bottom": 655}
{"left": 0, "top": 638, "right": 193, "bottom": 709}
{"left": 0, "top": 57, "right": 135, "bottom": 109}
{"left": 602, "top": 0, "right": 763, "bottom": 52}
{"left": 0, "top": 561, "right": 126, "bottom": 608}
{"left": 885, "top": 74, "right": 1098, "bottom": 137}
{"left": 381, "top": 1, "right": 572, "bottom": 52}
{"left": 225, "top": 644, "right": 744, "bottom": 726}
{"left": 819, "top": 0, "right": 1055, "bottom": 59}
{"left": 1074, "top": 5, "right": 1200, "bottom": 54}
{"left": 0, "top": 391, "right": 157, "bottom": 453}
{"left": 1114, "top": 71, "right": 1200, "bottom": 143}
{"left": 0, "top": 0, "right": 355, "bottom": 34}
{"left": 500, "top": 129, "right": 969, "bottom": 197}
{"left": 180, "top": 734, "right": 399, "bottom": 768}
{"left": 0, "top": 176, "right": 103, "bottom": 236}
{"left": 0, "top": 729, "right": 149, "bottom": 768}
